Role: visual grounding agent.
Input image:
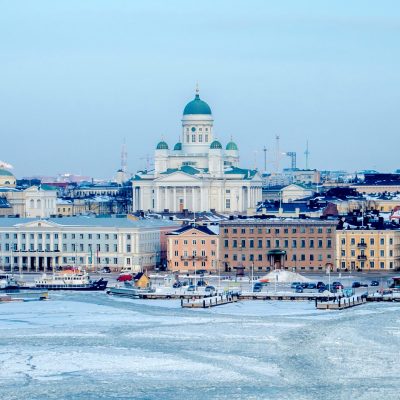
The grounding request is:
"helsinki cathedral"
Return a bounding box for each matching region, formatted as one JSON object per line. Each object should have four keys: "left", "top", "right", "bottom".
{"left": 132, "top": 88, "right": 262, "bottom": 213}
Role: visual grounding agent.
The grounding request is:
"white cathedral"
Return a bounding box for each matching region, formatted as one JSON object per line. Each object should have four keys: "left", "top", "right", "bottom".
{"left": 132, "top": 89, "right": 262, "bottom": 214}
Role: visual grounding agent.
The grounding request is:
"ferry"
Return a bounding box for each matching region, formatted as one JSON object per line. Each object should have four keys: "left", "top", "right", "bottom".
{"left": 34, "top": 270, "right": 108, "bottom": 291}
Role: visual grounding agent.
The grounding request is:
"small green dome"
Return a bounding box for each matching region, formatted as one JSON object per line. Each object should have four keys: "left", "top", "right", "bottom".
{"left": 210, "top": 140, "right": 222, "bottom": 149}
{"left": 156, "top": 141, "right": 169, "bottom": 150}
{"left": 174, "top": 142, "right": 182, "bottom": 151}
{"left": 183, "top": 94, "right": 212, "bottom": 115}
{"left": 226, "top": 141, "right": 238, "bottom": 151}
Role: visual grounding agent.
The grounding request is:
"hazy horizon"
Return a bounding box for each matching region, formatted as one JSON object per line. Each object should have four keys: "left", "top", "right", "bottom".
{"left": 1, "top": 0, "right": 399, "bottom": 180}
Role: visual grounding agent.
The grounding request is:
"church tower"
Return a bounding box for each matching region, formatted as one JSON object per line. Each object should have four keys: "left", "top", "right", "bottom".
{"left": 181, "top": 86, "right": 214, "bottom": 155}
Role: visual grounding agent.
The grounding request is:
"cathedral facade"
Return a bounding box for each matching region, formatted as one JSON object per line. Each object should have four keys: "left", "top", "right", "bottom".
{"left": 132, "top": 90, "right": 262, "bottom": 213}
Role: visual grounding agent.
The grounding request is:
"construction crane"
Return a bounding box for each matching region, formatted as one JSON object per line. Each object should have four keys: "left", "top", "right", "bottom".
{"left": 284, "top": 152, "right": 297, "bottom": 170}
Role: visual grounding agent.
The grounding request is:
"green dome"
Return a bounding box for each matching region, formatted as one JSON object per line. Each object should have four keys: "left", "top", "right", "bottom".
{"left": 210, "top": 140, "right": 222, "bottom": 149}
{"left": 226, "top": 141, "right": 238, "bottom": 151}
{"left": 173, "top": 142, "right": 182, "bottom": 151}
{"left": 156, "top": 141, "right": 169, "bottom": 150}
{"left": 183, "top": 94, "right": 212, "bottom": 115}
{"left": 0, "top": 168, "right": 14, "bottom": 177}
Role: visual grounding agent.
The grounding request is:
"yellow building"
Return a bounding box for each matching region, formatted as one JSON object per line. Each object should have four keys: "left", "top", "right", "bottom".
{"left": 336, "top": 229, "right": 400, "bottom": 271}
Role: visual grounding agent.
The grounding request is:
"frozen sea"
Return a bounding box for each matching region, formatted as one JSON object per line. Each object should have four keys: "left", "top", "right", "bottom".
{"left": 0, "top": 293, "right": 399, "bottom": 400}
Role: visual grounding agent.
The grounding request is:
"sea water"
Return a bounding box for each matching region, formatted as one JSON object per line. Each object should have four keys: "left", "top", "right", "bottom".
{"left": 0, "top": 292, "right": 399, "bottom": 400}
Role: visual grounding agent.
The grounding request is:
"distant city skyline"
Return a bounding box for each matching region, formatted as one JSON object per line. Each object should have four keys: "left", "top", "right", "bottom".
{"left": 1, "top": 0, "right": 399, "bottom": 179}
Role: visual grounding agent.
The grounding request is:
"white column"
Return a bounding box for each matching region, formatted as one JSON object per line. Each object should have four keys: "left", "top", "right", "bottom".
{"left": 183, "top": 187, "right": 187, "bottom": 210}
{"left": 155, "top": 186, "right": 159, "bottom": 211}
{"left": 173, "top": 187, "right": 177, "bottom": 212}
{"left": 191, "top": 187, "right": 195, "bottom": 211}
{"left": 247, "top": 187, "right": 250, "bottom": 209}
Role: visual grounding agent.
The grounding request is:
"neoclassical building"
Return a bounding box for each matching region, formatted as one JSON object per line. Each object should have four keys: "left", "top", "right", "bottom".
{"left": 132, "top": 90, "right": 262, "bottom": 213}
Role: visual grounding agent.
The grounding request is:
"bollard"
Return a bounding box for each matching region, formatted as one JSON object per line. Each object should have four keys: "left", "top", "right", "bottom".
{"left": 203, "top": 300, "right": 205, "bottom": 308}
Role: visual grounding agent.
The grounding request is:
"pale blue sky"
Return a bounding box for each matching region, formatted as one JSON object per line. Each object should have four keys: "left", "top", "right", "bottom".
{"left": 1, "top": 0, "right": 399, "bottom": 179}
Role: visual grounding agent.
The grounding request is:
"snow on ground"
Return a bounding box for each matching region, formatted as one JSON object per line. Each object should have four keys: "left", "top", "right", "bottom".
{"left": 1, "top": 292, "right": 400, "bottom": 400}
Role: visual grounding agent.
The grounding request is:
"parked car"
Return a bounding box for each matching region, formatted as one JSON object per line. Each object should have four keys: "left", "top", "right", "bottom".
{"left": 370, "top": 280, "right": 379, "bottom": 287}
{"left": 291, "top": 282, "right": 301, "bottom": 289}
{"left": 195, "top": 269, "right": 207, "bottom": 275}
{"left": 332, "top": 282, "right": 343, "bottom": 289}
{"left": 316, "top": 281, "right": 325, "bottom": 289}
{"left": 352, "top": 281, "right": 361, "bottom": 288}
{"left": 307, "top": 283, "right": 317, "bottom": 290}
{"left": 359, "top": 282, "right": 369, "bottom": 287}
{"left": 295, "top": 285, "right": 303, "bottom": 293}
{"left": 253, "top": 283, "right": 263, "bottom": 292}
{"left": 300, "top": 282, "right": 309, "bottom": 289}
{"left": 117, "top": 274, "right": 133, "bottom": 282}
{"left": 172, "top": 281, "right": 182, "bottom": 288}
{"left": 197, "top": 280, "right": 206, "bottom": 287}
{"left": 101, "top": 267, "right": 111, "bottom": 273}
{"left": 187, "top": 285, "right": 196, "bottom": 292}
{"left": 324, "top": 284, "right": 337, "bottom": 293}
{"left": 205, "top": 285, "right": 216, "bottom": 293}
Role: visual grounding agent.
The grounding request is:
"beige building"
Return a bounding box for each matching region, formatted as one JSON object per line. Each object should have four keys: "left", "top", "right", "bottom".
{"left": 336, "top": 229, "right": 400, "bottom": 271}
{"left": 280, "top": 184, "right": 315, "bottom": 203}
{"left": 2, "top": 186, "right": 57, "bottom": 218}
{"left": 167, "top": 224, "right": 219, "bottom": 273}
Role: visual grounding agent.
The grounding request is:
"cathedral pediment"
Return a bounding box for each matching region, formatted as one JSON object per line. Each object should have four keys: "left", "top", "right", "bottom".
{"left": 154, "top": 171, "right": 201, "bottom": 183}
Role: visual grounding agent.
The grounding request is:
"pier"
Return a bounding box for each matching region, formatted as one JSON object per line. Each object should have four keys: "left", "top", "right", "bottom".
{"left": 316, "top": 295, "right": 367, "bottom": 310}
{"left": 181, "top": 293, "right": 239, "bottom": 308}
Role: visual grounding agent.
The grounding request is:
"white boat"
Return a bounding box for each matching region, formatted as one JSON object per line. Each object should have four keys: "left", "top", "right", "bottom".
{"left": 107, "top": 281, "right": 155, "bottom": 298}
{"left": 34, "top": 270, "right": 108, "bottom": 291}
{"left": 0, "top": 271, "right": 20, "bottom": 290}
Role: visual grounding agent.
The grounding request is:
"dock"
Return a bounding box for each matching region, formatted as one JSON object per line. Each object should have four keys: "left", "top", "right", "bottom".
{"left": 181, "top": 293, "right": 239, "bottom": 308}
{"left": 316, "top": 295, "right": 367, "bottom": 310}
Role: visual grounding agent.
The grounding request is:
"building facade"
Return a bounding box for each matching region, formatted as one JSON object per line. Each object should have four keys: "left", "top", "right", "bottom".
{"left": 166, "top": 224, "right": 219, "bottom": 273}
{"left": 0, "top": 186, "right": 57, "bottom": 218}
{"left": 336, "top": 229, "right": 400, "bottom": 271}
{"left": 132, "top": 89, "right": 262, "bottom": 214}
{"left": 220, "top": 219, "right": 337, "bottom": 273}
{"left": 0, "top": 217, "right": 178, "bottom": 272}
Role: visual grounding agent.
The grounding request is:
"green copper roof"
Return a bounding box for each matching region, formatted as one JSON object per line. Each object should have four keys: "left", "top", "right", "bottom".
{"left": 156, "top": 141, "right": 169, "bottom": 150}
{"left": 0, "top": 168, "right": 14, "bottom": 177}
{"left": 224, "top": 167, "right": 257, "bottom": 180}
{"left": 210, "top": 140, "right": 222, "bottom": 149}
{"left": 173, "top": 142, "right": 182, "bottom": 151}
{"left": 183, "top": 94, "right": 212, "bottom": 115}
{"left": 226, "top": 141, "right": 238, "bottom": 151}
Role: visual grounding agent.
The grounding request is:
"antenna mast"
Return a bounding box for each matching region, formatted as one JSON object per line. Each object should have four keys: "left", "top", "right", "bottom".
{"left": 263, "top": 146, "right": 267, "bottom": 172}
{"left": 304, "top": 140, "right": 310, "bottom": 169}
{"left": 274, "top": 135, "right": 280, "bottom": 173}
{"left": 121, "top": 138, "right": 128, "bottom": 173}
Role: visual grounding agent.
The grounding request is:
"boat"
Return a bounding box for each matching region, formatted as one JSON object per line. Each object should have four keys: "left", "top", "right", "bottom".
{"left": 0, "top": 271, "right": 20, "bottom": 291}
{"left": 107, "top": 281, "right": 155, "bottom": 298}
{"left": 34, "top": 270, "right": 108, "bottom": 291}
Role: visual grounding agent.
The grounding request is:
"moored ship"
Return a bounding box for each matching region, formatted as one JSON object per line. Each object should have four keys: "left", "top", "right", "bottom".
{"left": 34, "top": 270, "right": 108, "bottom": 291}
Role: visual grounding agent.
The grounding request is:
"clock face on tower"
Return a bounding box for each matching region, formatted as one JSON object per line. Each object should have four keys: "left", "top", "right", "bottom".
{"left": 191, "top": 127, "right": 196, "bottom": 132}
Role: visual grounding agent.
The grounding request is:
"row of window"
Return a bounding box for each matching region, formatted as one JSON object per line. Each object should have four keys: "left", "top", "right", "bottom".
{"left": 340, "top": 250, "right": 393, "bottom": 257}
{"left": 186, "top": 134, "right": 209, "bottom": 143}
{"left": 0, "top": 243, "right": 133, "bottom": 253}
{"left": 174, "top": 239, "right": 216, "bottom": 245}
{"left": 224, "top": 253, "right": 331, "bottom": 262}
{"left": 340, "top": 261, "right": 393, "bottom": 269}
{"left": 173, "top": 250, "right": 216, "bottom": 257}
{"left": 0, "top": 233, "right": 123, "bottom": 240}
{"left": 341, "top": 237, "right": 393, "bottom": 245}
{"left": 223, "top": 227, "right": 332, "bottom": 235}
{"left": 224, "top": 238, "right": 332, "bottom": 249}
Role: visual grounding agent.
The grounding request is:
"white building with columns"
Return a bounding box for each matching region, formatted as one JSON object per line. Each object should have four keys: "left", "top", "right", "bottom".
{"left": 132, "top": 90, "right": 262, "bottom": 213}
